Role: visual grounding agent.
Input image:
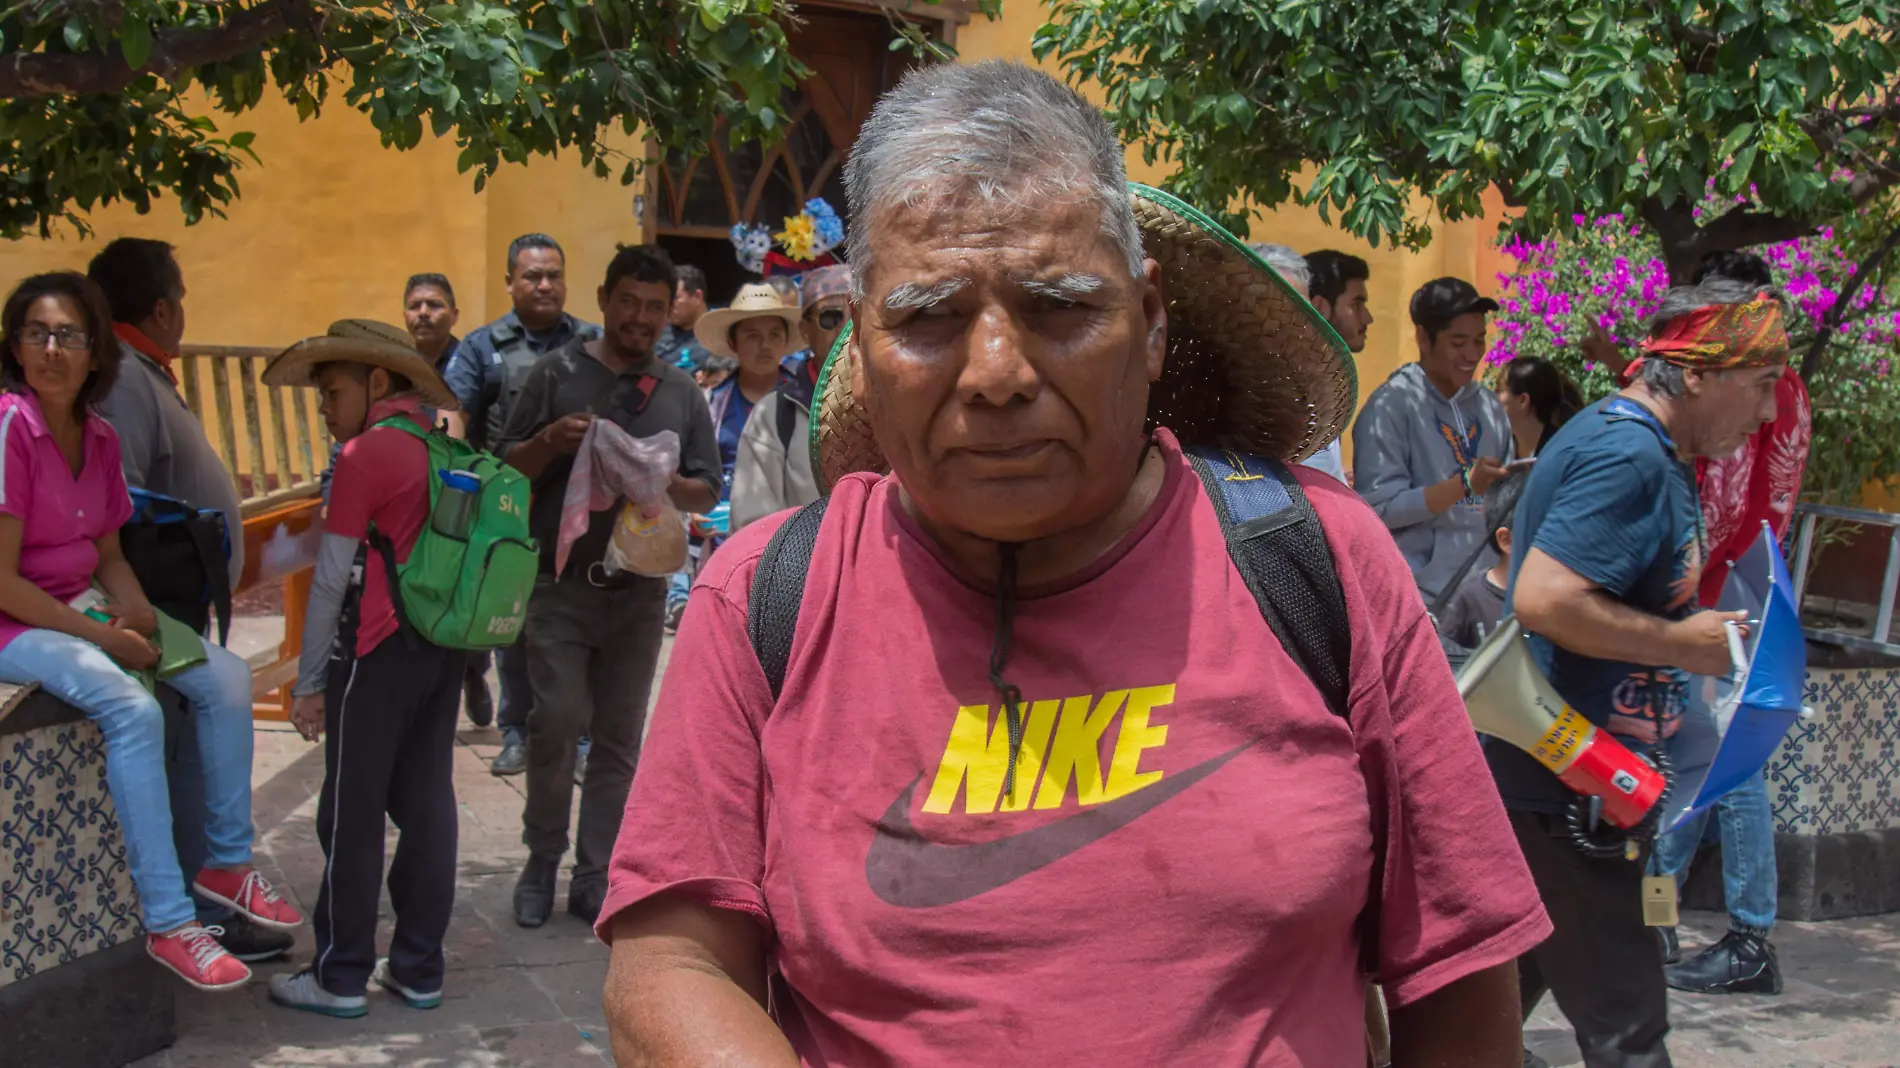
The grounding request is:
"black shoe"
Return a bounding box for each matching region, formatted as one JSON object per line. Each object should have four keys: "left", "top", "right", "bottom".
{"left": 1659, "top": 924, "right": 1680, "bottom": 965}
{"left": 1665, "top": 930, "right": 1782, "bottom": 995}
{"left": 1523, "top": 1051, "right": 1551, "bottom": 1068}
{"left": 215, "top": 913, "right": 294, "bottom": 963}
{"left": 463, "top": 672, "right": 494, "bottom": 729}
{"left": 568, "top": 878, "right": 606, "bottom": 924}
{"left": 664, "top": 601, "right": 686, "bottom": 634}
{"left": 491, "top": 740, "right": 527, "bottom": 777}
{"left": 514, "top": 857, "right": 558, "bottom": 928}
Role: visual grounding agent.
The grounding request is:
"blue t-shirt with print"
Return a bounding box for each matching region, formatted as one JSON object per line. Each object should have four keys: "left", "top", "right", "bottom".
{"left": 1490, "top": 396, "right": 1705, "bottom": 812}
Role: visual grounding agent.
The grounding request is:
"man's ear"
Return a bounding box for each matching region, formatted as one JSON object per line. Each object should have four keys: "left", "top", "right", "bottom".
{"left": 1311, "top": 295, "right": 1335, "bottom": 319}
{"left": 1681, "top": 366, "right": 1710, "bottom": 396}
{"left": 598, "top": 286, "right": 610, "bottom": 315}
{"left": 367, "top": 366, "right": 392, "bottom": 402}
{"left": 1141, "top": 258, "right": 1167, "bottom": 382}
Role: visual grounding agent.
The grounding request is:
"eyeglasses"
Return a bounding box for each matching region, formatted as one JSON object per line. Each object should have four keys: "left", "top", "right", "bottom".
{"left": 16, "top": 325, "right": 90, "bottom": 351}
{"left": 815, "top": 308, "right": 846, "bottom": 331}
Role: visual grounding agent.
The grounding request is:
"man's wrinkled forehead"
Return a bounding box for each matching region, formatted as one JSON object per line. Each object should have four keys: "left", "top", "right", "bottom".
{"left": 861, "top": 184, "right": 1124, "bottom": 297}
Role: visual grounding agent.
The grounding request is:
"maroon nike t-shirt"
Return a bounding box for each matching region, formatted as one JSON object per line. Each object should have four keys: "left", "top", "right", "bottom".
{"left": 599, "top": 430, "right": 1549, "bottom": 1065}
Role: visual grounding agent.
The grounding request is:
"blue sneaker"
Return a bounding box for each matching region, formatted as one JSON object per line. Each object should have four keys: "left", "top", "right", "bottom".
{"left": 268, "top": 969, "right": 367, "bottom": 1018}
{"left": 371, "top": 958, "right": 443, "bottom": 1010}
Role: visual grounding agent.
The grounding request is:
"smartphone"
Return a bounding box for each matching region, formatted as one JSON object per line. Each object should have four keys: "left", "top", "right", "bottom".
{"left": 1505, "top": 457, "right": 1538, "bottom": 473}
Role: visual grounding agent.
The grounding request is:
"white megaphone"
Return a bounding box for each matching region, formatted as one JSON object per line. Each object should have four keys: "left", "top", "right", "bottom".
{"left": 1457, "top": 616, "right": 1667, "bottom": 829}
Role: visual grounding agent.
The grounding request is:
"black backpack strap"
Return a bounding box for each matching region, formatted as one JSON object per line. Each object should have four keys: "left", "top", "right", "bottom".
{"left": 774, "top": 393, "right": 799, "bottom": 454}
{"left": 186, "top": 515, "right": 233, "bottom": 646}
{"left": 746, "top": 498, "right": 829, "bottom": 699}
{"left": 1185, "top": 447, "right": 1353, "bottom": 722}
{"left": 366, "top": 525, "right": 421, "bottom": 653}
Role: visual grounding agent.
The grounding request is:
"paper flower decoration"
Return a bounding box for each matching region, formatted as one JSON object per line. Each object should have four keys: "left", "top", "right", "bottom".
{"left": 738, "top": 198, "right": 847, "bottom": 275}
{"left": 776, "top": 213, "right": 819, "bottom": 262}
{"left": 730, "top": 223, "right": 772, "bottom": 274}
{"left": 805, "top": 199, "right": 845, "bottom": 255}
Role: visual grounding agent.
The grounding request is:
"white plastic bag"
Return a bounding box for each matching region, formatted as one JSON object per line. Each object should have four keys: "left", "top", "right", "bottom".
{"left": 556, "top": 421, "right": 683, "bottom": 578}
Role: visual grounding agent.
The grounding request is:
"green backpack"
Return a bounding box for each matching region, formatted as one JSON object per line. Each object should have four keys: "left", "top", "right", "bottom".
{"left": 366, "top": 416, "right": 540, "bottom": 651}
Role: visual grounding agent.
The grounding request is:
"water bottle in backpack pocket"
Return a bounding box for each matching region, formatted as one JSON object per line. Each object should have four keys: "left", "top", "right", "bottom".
{"left": 366, "top": 417, "right": 540, "bottom": 651}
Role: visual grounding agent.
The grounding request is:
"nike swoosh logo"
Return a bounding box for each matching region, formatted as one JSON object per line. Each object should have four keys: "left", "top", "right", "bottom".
{"left": 864, "top": 742, "right": 1251, "bottom": 908}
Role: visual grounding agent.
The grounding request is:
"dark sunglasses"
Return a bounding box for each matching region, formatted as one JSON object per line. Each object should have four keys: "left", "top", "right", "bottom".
{"left": 814, "top": 308, "right": 846, "bottom": 331}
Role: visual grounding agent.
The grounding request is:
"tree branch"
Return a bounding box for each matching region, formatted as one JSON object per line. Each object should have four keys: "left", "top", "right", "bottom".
{"left": 0, "top": 0, "right": 314, "bottom": 98}
{"left": 1801, "top": 222, "right": 1900, "bottom": 380}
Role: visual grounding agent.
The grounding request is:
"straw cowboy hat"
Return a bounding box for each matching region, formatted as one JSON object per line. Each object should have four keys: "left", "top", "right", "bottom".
{"left": 808, "top": 183, "right": 1356, "bottom": 489}
{"left": 261, "top": 319, "right": 459, "bottom": 412}
{"left": 694, "top": 283, "right": 804, "bottom": 361}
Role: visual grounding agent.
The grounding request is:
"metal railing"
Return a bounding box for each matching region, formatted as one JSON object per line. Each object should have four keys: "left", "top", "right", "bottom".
{"left": 176, "top": 345, "right": 330, "bottom": 515}
{"left": 1791, "top": 502, "right": 1900, "bottom": 658}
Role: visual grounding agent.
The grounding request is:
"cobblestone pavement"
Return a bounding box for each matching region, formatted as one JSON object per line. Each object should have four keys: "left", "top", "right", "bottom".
{"left": 132, "top": 629, "right": 1897, "bottom": 1066}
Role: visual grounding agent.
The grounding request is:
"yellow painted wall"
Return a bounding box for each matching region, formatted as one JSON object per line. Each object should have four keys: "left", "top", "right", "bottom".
{"left": 0, "top": 93, "right": 647, "bottom": 344}
{"left": 0, "top": 1, "right": 1509, "bottom": 422}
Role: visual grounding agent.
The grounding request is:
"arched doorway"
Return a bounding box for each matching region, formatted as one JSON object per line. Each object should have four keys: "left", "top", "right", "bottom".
{"left": 649, "top": 5, "right": 956, "bottom": 303}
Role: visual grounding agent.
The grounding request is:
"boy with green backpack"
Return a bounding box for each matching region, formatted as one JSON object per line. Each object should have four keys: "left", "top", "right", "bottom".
{"left": 260, "top": 321, "right": 538, "bottom": 1018}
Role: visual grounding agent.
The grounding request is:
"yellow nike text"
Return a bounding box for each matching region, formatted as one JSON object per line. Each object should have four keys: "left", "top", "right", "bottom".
{"left": 922, "top": 685, "right": 1174, "bottom": 815}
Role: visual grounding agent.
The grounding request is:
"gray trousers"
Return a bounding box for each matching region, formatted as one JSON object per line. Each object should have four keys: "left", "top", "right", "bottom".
{"left": 1513, "top": 810, "right": 1673, "bottom": 1068}
{"left": 521, "top": 572, "right": 667, "bottom": 883}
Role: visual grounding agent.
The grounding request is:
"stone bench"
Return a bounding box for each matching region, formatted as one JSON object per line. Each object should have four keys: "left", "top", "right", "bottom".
{"left": 1682, "top": 659, "right": 1900, "bottom": 920}
{"left": 0, "top": 681, "right": 176, "bottom": 1067}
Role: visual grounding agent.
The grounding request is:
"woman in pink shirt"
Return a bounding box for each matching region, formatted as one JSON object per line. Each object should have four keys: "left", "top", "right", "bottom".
{"left": 0, "top": 274, "right": 302, "bottom": 991}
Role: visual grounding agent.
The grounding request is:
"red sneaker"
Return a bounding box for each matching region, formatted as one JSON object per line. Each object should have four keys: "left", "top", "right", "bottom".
{"left": 192, "top": 868, "right": 305, "bottom": 930}
{"left": 147, "top": 925, "right": 251, "bottom": 991}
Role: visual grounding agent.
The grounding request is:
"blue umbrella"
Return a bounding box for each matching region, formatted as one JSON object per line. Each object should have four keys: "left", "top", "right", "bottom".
{"left": 1661, "top": 521, "right": 1812, "bottom": 832}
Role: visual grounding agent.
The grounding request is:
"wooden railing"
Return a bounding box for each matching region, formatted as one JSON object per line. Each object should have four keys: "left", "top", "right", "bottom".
{"left": 175, "top": 344, "right": 328, "bottom": 720}
{"left": 176, "top": 344, "right": 332, "bottom": 516}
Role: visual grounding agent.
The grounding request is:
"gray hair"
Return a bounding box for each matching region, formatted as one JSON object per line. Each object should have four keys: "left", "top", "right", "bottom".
{"left": 1642, "top": 277, "right": 1784, "bottom": 397}
{"left": 1249, "top": 243, "right": 1310, "bottom": 294}
{"left": 842, "top": 61, "right": 1144, "bottom": 298}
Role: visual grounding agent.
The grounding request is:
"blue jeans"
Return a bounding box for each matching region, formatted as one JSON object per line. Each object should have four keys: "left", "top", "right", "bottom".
{"left": 0, "top": 629, "right": 256, "bottom": 933}
{"left": 1650, "top": 770, "right": 1778, "bottom": 936}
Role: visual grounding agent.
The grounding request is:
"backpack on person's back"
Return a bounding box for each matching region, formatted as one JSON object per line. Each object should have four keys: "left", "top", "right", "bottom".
{"left": 365, "top": 416, "right": 538, "bottom": 651}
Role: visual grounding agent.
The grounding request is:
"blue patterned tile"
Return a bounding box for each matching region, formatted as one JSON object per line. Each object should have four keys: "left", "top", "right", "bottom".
{"left": 1, "top": 718, "right": 139, "bottom": 987}
{"left": 1774, "top": 667, "right": 1900, "bottom": 836}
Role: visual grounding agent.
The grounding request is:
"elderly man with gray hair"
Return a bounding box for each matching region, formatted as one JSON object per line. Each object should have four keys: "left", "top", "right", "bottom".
{"left": 1497, "top": 275, "right": 1789, "bottom": 1068}
{"left": 596, "top": 60, "right": 1547, "bottom": 1067}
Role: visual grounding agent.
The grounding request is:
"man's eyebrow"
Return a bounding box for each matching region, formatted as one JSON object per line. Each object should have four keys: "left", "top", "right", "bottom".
{"left": 883, "top": 278, "right": 970, "bottom": 311}
{"left": 1015, "top": 273, "right": 1107, "bottom": 300}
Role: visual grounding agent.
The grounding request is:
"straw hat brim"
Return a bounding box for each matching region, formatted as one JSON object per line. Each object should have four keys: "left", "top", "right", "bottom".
{"left": 808, "top": 182, "right": 1358, "bottom": 490}
{"left": 693, "top": 304, "right": 805, "bottom": 361}
{"left": 261, "top": 335, "right": 460, "bottom": 413}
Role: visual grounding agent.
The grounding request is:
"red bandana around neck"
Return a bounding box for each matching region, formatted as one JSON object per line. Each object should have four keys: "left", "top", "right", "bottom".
{"left": 113, "top": 323, "right": 178, "bottom": 385}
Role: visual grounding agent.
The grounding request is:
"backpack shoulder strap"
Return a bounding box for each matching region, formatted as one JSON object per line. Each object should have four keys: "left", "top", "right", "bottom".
{"left": 371, "top": 414, "right": 434, "bottom": 441}
{"left": 774, "top": 393, "right": 799, "bottom": 454}
{"left": 747, "top": 497, "right": 829, "bottom": 700}
{"left": 1184, "top": 447, "right": 1353, "bottom": 722}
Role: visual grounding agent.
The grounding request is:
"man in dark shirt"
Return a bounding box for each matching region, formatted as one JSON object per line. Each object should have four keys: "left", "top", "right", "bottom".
{"left": 444, "top": 234, "right": 601, "bottom": 776}
{"left": 1501, "top": 277, "right": 1787, "bottom": 1067}
{"left": 496, "top": 245, "right": 721, "bottom": 929}
{"left": 653, "top": 263, "right": 709, "bottom": 371}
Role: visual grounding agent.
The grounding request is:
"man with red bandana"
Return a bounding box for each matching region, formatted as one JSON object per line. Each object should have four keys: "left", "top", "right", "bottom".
{"left": 1587, "top": 250, "right": 1806, "bottom": 999}
{"left": 1506, "top": 275, "right": 1792, "bottom": 1066}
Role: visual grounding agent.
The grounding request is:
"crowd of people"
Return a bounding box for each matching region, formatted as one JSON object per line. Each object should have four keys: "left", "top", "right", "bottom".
{"left": 0, "top": 57, "right": 1815, "bottom": 1067}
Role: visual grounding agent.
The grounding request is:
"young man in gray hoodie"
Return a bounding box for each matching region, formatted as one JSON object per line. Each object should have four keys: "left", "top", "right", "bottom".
{"left": 1352, "top": 277, "right": 1513, "bottom": 601}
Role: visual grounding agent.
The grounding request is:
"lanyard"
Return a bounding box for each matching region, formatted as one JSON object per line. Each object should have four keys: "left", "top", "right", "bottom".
{"left": 1602, "top": 396, "right": 1706, "bottom": 600}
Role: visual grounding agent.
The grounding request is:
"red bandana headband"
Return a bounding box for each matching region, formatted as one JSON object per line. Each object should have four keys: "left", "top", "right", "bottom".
{"left": 1639, "top": 294, "right": 1790, "bottom": 370}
